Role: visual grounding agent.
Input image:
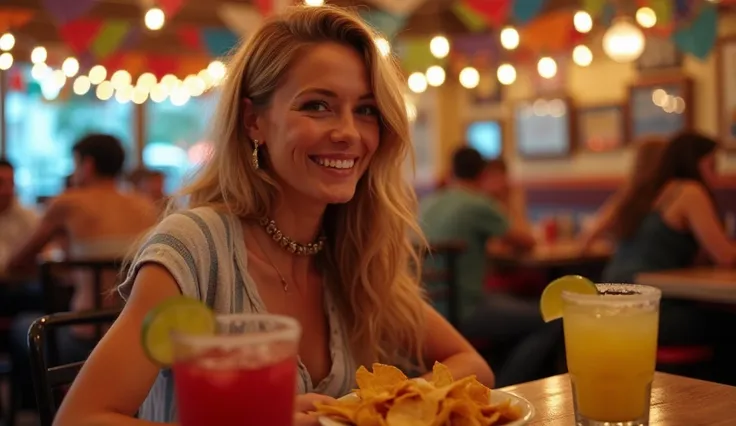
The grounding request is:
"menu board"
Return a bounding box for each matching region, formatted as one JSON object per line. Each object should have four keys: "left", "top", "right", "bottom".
{"left": 514, "top": 98, "right": 571, "bottom": 158}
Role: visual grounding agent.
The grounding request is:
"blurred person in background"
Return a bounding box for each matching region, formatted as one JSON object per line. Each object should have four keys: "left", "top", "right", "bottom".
{"left": 480, "top": 159, "right": 543, "bottom": 298}
{"left": 421, "top": 147, "right": 544, "bottom": 385}
{"left": 0, "top": 159, "right": 39, "bottom": 272}
{"left": 579, "top": 137, "right": 668, "bottom": 252}
{"left": 6, "top": 134, "right": 159, "bottom": 411}
{"left": 596, "top": 132, "right": 736, "bottom": 374}
{"left": 128, "top": 168, "right": 167, "bottom": 212}
{"left": 0, "top": 159, "right": 42, "bottom": 319}
{"left": 482, "top": 159, "right": 532, "bottom": 236}
{"left": 601, "top": 132, "right": 735, "bottom": 280}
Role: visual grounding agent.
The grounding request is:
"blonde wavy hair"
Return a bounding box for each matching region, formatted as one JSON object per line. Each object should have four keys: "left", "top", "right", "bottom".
{"left": 167, "top": 5, "right": 427, "bottom": 368}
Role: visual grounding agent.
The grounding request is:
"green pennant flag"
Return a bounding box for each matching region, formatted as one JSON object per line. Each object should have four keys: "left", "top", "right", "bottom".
{"left": 582, "top": 0, "right": 606, "bottom": 18}
{"left": 452, "top": 2, "right": 486, "bottom": 32}
{"left": 91, "top": 20, "right": 130, "bottom": 59}
{"left": 397, "top": 38, "right": 446, "bottom": 72}
{"left": 650, "top": 0, "right": 673, "bottom": 25}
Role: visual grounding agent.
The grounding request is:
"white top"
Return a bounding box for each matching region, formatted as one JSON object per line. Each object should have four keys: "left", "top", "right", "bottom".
{"left": 0, "top": 201, "right": 39, "bottom": 271}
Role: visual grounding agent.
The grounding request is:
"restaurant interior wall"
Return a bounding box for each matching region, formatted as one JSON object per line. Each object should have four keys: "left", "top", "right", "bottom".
{"left": 431, "top": 12, "right": 736, "bottom": 185}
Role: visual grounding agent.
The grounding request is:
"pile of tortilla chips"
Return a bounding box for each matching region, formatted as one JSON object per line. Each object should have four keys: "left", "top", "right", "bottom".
{"left": 315, "top": 362, "right": 521, "bottom": 426}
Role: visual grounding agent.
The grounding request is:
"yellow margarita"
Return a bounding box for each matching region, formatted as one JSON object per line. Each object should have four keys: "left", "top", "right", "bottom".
{"left": 562, "top": 284, "right": 661, "bottom": 424}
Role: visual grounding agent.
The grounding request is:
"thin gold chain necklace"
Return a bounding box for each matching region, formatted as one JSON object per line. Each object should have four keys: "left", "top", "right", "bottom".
{"left": 253, "top": 233, "right": 291, "bottom": 293}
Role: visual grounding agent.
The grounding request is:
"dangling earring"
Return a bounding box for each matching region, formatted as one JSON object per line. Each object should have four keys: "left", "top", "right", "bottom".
{"left": 251, "top": 139, "right": 260, "bottom": 170}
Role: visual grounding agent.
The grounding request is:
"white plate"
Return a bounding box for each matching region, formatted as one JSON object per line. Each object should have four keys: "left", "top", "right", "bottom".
{"left": 318, "top": 388, "right": 535, "bottom": 426}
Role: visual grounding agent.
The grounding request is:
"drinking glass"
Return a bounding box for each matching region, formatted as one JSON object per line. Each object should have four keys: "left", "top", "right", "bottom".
{"left": 562, "top": 284, "right": 661, "bottom": 426}
{"left": 172, "top": 313, "right": 302, "bottom": 426}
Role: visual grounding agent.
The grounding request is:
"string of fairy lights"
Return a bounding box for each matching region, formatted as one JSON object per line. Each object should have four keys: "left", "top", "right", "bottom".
{"left": 0, "top": 0, "right": 717, "bottom": 106}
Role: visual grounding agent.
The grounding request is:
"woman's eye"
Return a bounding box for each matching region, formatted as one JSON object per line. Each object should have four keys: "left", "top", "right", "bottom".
{"left": 356, "top": 105, "right": 379, "bottom": 116}
{"left": 301, "top": 101, "right": 329, "bottom": 112}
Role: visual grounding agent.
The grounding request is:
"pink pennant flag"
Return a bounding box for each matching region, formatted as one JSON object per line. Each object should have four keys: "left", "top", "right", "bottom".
{"left": 177, "top": 27, "right": 204, "bottom": 51}
{"left": 59, "top": 19, "right": 103, "bottom": 55}
{"left": 464, "top": 0, "right": 511, "bottom": 27}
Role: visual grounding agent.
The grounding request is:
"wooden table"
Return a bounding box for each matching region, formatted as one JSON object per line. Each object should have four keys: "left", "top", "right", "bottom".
{"left": 489, "top": 240, "right": 612, "bottom": 268}
{"left": 636, "top": 268, "right": 736, "bottom": 304}
{"left": 500, "top": 373, "right": 736, "bottom": 425}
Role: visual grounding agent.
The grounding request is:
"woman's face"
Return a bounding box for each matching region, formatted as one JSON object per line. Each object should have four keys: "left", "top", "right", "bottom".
{"left": 249, "top": 42, "right": 380, "bottom": 206}
{"left": 698, "top": 152, "right": 718, "bottom": 187}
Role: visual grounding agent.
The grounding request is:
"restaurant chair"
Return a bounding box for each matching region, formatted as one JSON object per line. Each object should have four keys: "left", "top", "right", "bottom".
{"left": 39, "top": 258, "right": 126, "bottom": 314}
{"left": 656, "top": 345, "right": 715, "bottom": 380}
{"left": 421, "top": 240, "right": 466, "bottom": 328}
{"left": 28, "top": 308, "right": 121, "bottom": 426}
{"left": 39, "top": 259, "right": 126, "bottom": 368}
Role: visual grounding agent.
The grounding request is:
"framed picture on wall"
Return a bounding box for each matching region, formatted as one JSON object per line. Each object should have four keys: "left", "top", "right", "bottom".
{"left": 577, "top": 104, "right": 626, "bottom": 152}
{"left": 471, "top": 72, "right": 503, "bottom": 104}
{"left": 626, "top": 76, "right": 693, "bottom": 142}
{"left": 717, "top": 37, "right": 736, "bottom": 150}
{"left": 466, "top": 120, "right": 503, "bottom": 159}
{"left": 636, "top": 37, "right": 683, "bottom": 72}
{"left": 514, "top": 97, "right": 574, "bottom": 159}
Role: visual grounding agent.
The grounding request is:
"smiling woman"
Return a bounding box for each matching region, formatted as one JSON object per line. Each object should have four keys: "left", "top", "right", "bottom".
{"left": 54, "top": 5, "right": 492, "bottom": 426}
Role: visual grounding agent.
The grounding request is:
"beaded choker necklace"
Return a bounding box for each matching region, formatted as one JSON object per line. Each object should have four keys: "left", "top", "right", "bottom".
{"left": 258, "top": 217, "right": 325, "bottom": 256}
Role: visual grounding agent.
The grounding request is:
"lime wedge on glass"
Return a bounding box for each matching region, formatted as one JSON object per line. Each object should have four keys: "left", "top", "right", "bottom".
{"left": 141, "top": 296, "right": 216, "bottom": 366}
{"left": 539, "top": 275, "right": 598, "bottom": 322}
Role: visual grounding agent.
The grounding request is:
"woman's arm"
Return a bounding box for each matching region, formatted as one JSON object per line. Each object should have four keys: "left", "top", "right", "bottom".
{"left": 54, "top": 265, "right": 182, "bottom": 426}
{"left": 579, "top": 191, "right": 623, "bottom": 251}
{"left": 420, "top": 304, "right": 494, "bottom": 388}
{"left": 7, "top": 196, "right": 69, "bottom": 270}
{"left": 681, "top": 185, "right": 736, "bottom": 267}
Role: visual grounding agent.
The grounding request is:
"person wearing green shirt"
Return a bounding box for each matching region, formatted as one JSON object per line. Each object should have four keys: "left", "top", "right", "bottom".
{"left": 420, "top": 147, "right": 550, "bottom": 385}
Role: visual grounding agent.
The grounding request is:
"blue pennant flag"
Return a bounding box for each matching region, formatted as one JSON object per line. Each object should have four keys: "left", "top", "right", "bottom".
{"left": 512, "top": 0, "right": 547, "bottom": 24}
{"left": 360, "top": 10, "right": 407, "bottom": 39}
{"left": 202, "top": 28, "right": 240, "bottom": 57}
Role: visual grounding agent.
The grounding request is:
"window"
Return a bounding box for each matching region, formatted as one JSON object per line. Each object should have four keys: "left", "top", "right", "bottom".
{"left": 144, "top": 93, "right": 218, "bottom": 194}
{"left": 466, "top": 120, "right": 503, "bottom": 159}
{"left": 5, "top": 65, "right": 134, "bottom": 205}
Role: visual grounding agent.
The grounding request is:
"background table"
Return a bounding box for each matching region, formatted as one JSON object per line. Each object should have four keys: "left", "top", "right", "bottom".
{"left": 636, "top": 268, "right": 736, "bottom": 304}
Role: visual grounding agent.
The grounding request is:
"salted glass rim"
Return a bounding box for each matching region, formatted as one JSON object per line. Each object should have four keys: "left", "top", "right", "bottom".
{"left": 171, "top": 313, "right": 302, "bottom": 347}
{"left": 561, "top": 283, "right": 661, "bottom": 307}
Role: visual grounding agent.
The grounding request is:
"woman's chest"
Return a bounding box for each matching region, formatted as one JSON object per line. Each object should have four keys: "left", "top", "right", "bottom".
{"left": 248, "top": 268, "right": 334, "bottom": 387}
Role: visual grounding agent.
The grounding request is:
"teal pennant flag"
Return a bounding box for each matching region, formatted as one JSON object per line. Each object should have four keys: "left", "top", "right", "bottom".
{"left": 672, "top": 3, "right": 718, "bottom": 60}
{"left": 512, "top": 0, "right": 546, "bottom": 24}
{"left": 360, "top": 10, "right": 407, "bottom": 39}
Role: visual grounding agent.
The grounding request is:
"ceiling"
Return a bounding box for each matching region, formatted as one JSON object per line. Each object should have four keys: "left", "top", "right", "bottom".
{"left": 6, "top": 0, "right": 584, "bottom": 59}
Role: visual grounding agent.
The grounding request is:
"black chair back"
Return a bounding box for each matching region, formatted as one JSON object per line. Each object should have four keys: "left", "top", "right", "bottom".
{"left": 421, "top": 240, "right": 466, "bottom": 327}
{"left": 39, "top": 258, "right": 126, "bottom": 358}
{"left": 28, "top": 308, "right": 121, "bottom": 426}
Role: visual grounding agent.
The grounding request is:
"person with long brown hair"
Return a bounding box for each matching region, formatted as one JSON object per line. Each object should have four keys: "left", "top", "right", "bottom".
{"left": 579, "top": 137, "right": 668, "bottom": 252}
{"left": 600, "top": 132, "right": 736, "bottom": 364}
{"left": 602, "top": 132, "right": 735, "bottom": 282}
{"left": 55, "top": 6, "right": 492, "bottom": 426}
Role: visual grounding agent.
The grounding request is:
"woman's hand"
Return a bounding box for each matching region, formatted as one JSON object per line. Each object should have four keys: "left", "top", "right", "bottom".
{"left": 293, "top": 393, "right": 336, "bottom": 426}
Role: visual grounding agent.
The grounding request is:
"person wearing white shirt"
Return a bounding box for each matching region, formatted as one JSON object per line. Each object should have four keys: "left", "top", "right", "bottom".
{"left": 0, "top": 159, "right": 39, "bottom": 273}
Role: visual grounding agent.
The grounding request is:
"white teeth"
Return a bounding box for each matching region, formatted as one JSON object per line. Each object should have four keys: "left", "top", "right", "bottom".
{"left": 314, "top": 157, "right": 356, "bottom": 170}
